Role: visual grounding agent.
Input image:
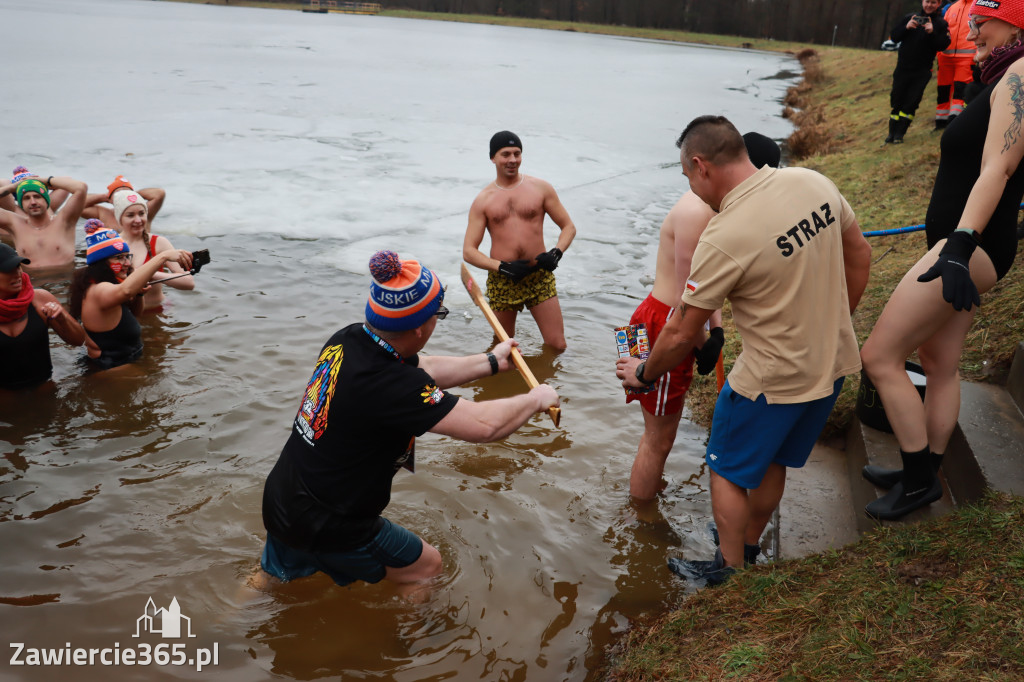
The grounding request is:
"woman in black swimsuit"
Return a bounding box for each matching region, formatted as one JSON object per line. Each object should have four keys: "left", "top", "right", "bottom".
{"left": 860, "top": 2, "right": 1024, "bottom": 520}
{"left": 69, "top": 219, "right": 193, "bottom": 369}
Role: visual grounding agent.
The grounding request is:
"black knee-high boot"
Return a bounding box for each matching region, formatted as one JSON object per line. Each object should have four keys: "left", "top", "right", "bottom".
{"left": 893, "top": 116, "right": 912, "bottom": 143}
{"left": 862, "top": 452, "right": 944, "bottom": 489}
{"left": 864, "top": 447, "right": 943, "bottom": 520}
{"left": 884, "top": 118, "right": 897, "bottom": 144}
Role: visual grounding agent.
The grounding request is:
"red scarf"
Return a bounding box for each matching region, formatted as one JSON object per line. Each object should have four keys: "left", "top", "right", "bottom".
{"left": 0, "top": 272, "right": 34, "bottom": 323}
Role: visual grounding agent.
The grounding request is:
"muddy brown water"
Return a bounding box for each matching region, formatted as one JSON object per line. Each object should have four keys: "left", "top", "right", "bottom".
{"left": 0, "top": 2, "right": 797, "bottom": 679}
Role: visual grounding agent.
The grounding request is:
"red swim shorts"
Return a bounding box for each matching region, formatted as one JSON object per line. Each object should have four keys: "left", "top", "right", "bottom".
{"left": 625, "top": 293, "right": 694, "bottom": 416}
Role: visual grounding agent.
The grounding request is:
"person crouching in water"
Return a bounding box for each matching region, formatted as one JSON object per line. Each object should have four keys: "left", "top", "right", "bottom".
{"left": 69, "top": 219, "right": 193, "bottom": 369}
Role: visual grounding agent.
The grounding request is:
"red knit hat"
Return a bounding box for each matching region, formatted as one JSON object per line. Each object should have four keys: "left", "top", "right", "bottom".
{"left": 972, "top": 0, "right": 1024, "bottom": 30}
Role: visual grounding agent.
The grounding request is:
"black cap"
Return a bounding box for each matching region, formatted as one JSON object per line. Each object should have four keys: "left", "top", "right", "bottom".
{"left": 743, "top": 132, "right": 782, "bottom": 169}
{"left": 490, "top": 131, "right": 522, "bottom": 158}
{"left": 0, "top": 243, "right": 30, "bottom": 272}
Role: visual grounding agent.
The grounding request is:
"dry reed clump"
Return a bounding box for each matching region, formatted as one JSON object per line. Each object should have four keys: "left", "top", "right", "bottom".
{"left": 784, "top": 48, "right": 831, "bottom": 159}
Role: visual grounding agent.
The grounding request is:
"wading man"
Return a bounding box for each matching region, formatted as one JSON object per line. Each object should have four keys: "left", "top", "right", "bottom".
{"left": 624, "top": 132, "right": 782, "bottom": 503}
{"left": 257, "top": 250, "right": 559, "bottom": 594}
{"left": 463, "top": 131, "right": 577, "bottom": 350}
{"left": 617, "top": 116, "right": 871, "bottom": 586}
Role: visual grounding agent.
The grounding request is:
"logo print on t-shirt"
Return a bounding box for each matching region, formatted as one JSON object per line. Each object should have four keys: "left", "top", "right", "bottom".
{"left": 296, "top": 344, "right": 344, "bottom": 443}
{"left": 421, "top": 384, "right": 444, "bottom": 405}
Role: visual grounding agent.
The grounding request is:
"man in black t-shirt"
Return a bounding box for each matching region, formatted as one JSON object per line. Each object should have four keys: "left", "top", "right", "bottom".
{"left": 257, "top": 250, "right": 559, "bottom": 592}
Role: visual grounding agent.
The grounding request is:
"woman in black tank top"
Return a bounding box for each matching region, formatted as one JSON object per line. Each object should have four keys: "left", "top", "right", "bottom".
{"left": 860, "top": 5, "right": 1024, "bottom": 521}
{"left": 69, "top": 220, "right": 194, "bottom": 370}
{"left": 0, "top": 245, "right": 87, "bottom": 388}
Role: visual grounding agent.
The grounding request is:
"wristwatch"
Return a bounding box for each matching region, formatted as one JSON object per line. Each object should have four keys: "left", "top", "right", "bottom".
{"left": 635, "top": 361, "right": 657, "bottom": 386}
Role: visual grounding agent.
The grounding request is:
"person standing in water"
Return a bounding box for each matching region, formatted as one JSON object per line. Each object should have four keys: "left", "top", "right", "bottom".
{"left": 68, "top": 220, "right": 193, "bottom": 369}
{"left": 0, "top": 244, "right": 87, "bottom": 389}
{"left": 0, "top": 175, "right": 88, "bottom": 269}
{"left": 463, "top": 131, "right": 577, "bottom": 350}
{"left": 624, "top": 132, "right": 782, "bottom": 504}
{"left": 87, "top": 180, "right": 193, "bottom": 312}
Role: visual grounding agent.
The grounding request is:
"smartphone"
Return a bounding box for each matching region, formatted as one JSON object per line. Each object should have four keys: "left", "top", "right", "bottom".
{"left": 191, "top": 249, "right": 211, "bottom": 273}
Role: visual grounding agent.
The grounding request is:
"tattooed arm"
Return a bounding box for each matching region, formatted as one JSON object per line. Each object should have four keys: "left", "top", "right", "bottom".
{"left": 956, "top": 61, "right": 1024, "bottom": 235}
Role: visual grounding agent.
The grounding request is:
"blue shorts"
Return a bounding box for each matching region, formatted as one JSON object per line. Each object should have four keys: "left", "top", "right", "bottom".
{"left": 260, "top": 518, "right": 423, "bottom": 586}
{"left": 705, "top": 377, "right": 844, "bottom": 489}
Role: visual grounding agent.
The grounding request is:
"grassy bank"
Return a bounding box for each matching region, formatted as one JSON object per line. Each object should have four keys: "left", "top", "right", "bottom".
{"left": 605, "top": 492, "right": 1024, "bottom": 680}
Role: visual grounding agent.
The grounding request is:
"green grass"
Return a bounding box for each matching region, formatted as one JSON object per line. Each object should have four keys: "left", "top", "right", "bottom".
{"left": 603, "top": 493, "right": 1024, "bottom": 681}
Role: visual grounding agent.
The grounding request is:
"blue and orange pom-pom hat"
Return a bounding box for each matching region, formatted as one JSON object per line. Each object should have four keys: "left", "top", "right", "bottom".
{"left": 365, "top": 250, "right": 444, "bottom": 332}
{"left": 84, "top": 219, "right": 129, "bottom": 265}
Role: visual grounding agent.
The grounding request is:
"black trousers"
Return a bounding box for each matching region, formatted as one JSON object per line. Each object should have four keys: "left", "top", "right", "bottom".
{"left": 890, "top": 68, "right": 932, "bottom": 118}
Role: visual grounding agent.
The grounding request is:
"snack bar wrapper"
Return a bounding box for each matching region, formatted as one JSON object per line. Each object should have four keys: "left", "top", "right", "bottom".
{"left": 614, "top": 323, "right": 655, "bottom": 395}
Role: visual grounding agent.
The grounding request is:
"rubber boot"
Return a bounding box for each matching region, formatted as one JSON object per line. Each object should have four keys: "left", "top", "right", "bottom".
{"left": 710, "top": 524, "right": 762, "bottom": 566}
{"left": 863, "top": 452, "right": 943, "bottom": 490}
{"left": 884, "top": 118, "right": 897, "bottom": 144}
{"left": 865, "top": 447, "right": 943, "bottom": 520}
{"left": 892, "top": 116, "right": 912, "bottom": 143}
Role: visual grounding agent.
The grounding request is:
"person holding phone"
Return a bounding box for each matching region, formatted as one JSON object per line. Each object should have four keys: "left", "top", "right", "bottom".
{"left": 69, "top": 220, "right": 193, "bottom": 369}
{"left": 885, "top": 0, "right": 950, "bottom": 144}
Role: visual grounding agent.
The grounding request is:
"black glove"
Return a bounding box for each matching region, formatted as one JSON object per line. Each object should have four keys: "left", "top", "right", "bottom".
{"left": 694, "top": 327, "right": 725, "bottom": 376}
{"left": 534, "top": 247, "right": 563, "bottom": 272}
{"left": 498, "top": 259, "right": 533, "bottom": 283}
{"left": 916, "top": 230, "right": 981, "bottom": 311}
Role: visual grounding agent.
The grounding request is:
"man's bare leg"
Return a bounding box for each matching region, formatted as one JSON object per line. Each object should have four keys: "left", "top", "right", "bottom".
{"left": 385, "top": 539, "right": 443, "bottom": 583}
{"left": 631, "top": 407, "right": 683, "bottom": 500}
{"left": 709, "top": 471, "right": 750, "bottom": 568}
{"left": 493, "top": 309, "right": 518, "bottom": 340}
{"left": 528, "top": 296, "right": 566, "bottom": 350}
{"left": 746, "top": 463, "right": 786, "bottom": 546}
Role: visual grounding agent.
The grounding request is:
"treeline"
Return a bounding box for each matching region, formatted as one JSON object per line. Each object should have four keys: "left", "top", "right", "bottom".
{"left": 386, "top": 0, "right": 916, "bottom": 49}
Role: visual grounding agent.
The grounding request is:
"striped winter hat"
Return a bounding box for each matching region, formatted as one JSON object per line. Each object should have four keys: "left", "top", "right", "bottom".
{"left": 11, "top": 166, "right": 36, "bottom": 183}
{"left": 365, "top": 250, "right": 443, "bottom": 332}
{"left": 84, "top": 219, "right": 130, "bottom": 265}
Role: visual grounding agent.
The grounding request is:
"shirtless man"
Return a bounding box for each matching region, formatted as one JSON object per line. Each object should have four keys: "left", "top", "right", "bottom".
{"left": 0, "top": 167, "right": 69, "bottom": 217}
{"left": 463, "top": 131, "right": 577, "bottom": 350}
{"left": 0, "top": 175, "right": 88, "bottom": 269}
{"left": 626, "top": 133, "right": 782, "bottom": 502}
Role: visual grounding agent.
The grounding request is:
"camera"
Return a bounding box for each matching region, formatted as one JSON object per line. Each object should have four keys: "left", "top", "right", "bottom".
{"left": 191, "top": 249, "right": 211, "bottom": 273}
{"left": 912, "top": 14, "right": 929, "bottom": 24}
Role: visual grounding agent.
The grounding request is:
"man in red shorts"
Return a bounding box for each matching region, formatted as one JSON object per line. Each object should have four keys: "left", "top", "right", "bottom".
{"left": 624, "top": 132, "right": 781, "bottom": 501}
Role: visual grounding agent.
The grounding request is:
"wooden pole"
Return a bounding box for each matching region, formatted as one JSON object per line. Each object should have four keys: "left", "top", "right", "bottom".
{"left": 460, "top": 264, "right": 561, "bottom": 428}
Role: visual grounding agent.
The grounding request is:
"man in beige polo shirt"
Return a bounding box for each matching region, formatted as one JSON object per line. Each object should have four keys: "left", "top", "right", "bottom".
{"left": 617, "top": 115, "right": 872, "bottom": 586}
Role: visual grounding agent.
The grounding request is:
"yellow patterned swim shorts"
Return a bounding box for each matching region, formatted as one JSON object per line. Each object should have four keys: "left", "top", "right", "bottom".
{"left": 486, "top": 269, "right": 558, "bottom": 312}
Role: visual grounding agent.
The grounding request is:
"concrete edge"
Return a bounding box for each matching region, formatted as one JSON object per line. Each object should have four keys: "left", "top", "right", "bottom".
{"left": 1008, "top": 341, "right": 1024, "bottom": 415}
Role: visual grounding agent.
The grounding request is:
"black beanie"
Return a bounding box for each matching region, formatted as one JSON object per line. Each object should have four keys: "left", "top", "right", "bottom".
{"left": 490, "top": 131, "right": 522, "bottom": 158}
{"left": 742, "top": 132, "right": 782, "bottom": 169}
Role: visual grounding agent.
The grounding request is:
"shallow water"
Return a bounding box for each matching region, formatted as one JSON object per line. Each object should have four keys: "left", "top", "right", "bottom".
{"left": 0, "top": 1, "right": 796, "bottom": 679}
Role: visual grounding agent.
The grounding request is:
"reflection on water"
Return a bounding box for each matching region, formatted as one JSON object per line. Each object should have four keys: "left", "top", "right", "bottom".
{"left": 0, "top": 1, "right": 796, "bottom": 680}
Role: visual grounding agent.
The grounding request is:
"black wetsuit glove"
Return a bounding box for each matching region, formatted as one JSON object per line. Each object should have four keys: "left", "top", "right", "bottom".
{"left": 498, "top": 259, "right": 533, "bottom": 283}
{"left": 916, "top": 230, "right": 981, "bottom": 311}
{"left": 694, "top": 327, "right": 725, "bottom": 375}
{"left": 534, "top": 247, "right": 563, "bottom": 271}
